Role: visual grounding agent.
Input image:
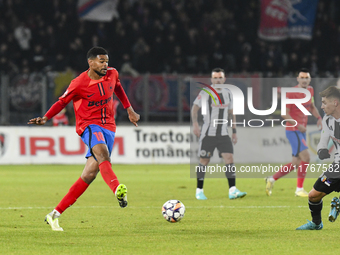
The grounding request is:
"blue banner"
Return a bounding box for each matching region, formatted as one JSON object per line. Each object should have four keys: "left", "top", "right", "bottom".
{"left": 288, "top": 0, "right": 319, "bottom": 40}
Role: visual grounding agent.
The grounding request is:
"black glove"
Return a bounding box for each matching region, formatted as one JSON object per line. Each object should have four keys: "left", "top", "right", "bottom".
{"left": 318, "top": 149, "right": 330, "bottom": 160}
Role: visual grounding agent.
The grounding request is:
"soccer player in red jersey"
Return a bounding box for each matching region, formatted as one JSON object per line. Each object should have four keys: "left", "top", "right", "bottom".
{"left": 28, "top": 47, "right": 140, "bottom": 231}
{"left": 265, "top": 68, "right": 322, "bottom": 197}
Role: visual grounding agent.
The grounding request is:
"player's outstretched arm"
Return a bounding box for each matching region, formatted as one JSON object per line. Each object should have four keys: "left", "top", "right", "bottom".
{"left": 127, "top": 106, "right": 140, "bottom": 127}
{"left": 28, "top": 116, "right": 48, "bottom": 125}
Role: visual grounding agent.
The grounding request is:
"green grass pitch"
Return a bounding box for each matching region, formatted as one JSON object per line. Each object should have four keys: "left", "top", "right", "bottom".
{"left": 0, "top": 164, "right": 339, "bottom": 255}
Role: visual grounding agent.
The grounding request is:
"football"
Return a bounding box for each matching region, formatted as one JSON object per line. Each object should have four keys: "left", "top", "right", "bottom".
{"left": 162, "top": 200, "right": 185, "bottom": 223}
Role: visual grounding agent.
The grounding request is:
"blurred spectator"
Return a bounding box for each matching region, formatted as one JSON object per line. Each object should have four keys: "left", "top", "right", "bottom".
{"left": 327, "top": 55, "right": 340, "bottom": 77}
{"left": 120, "top": 54, "right": 139, "bottom": 77}
{"left": 0, "top": 0, "right": 340, "bottom": 76}
{"left": 132, "top": 36, "right": 150, "bottom": 72}
{"left": 287, "top": 53, "right": 300, "bottom": 73}
{"left": 14, "top": 22, "right": 31, "bottom": 51}
{"left": 31, "top": 44, "right": 47, "bottom": 72}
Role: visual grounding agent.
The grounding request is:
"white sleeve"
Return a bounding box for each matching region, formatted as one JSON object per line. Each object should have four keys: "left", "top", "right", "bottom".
{"left": 193, "top": 91, "right": 203, "bottom": 107}
{"left": 317, "top": 116, "right": 331, "bottom": 151}
{"left": 228, "top": 89, "right": 233, "bottom": 110}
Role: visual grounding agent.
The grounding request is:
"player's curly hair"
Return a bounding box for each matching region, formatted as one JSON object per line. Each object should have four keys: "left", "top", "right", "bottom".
{"left": 87, "top": 47, "right": 108, "bottom": 59}
{"left": 319, "top": 86, "right": 340, "bottom": 100}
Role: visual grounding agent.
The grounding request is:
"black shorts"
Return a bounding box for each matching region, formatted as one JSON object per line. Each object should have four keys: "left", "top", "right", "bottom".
{"left": 198, "top": 135, "right": 233, "bottom": 158}
{"left": 313, "top": 163, "right": 340, "bottom": 194}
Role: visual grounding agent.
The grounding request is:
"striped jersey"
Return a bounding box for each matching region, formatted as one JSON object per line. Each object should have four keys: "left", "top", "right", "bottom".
{"left": 317, "top": 115, "right": 340, "bottom": 163}
{"left": 193, "top": 87, "right": 233, "bottom": 137}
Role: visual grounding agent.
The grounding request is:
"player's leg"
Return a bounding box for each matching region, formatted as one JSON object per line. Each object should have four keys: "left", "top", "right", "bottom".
{"left": 296, "top": 187, "right": 325, "bottom": 230}
{"left": 296, "top": 165, "right": 340, "bottom": 230}
{"left": 81, "top": 125, "right": 127, "bottom": 207}
{"left": 92, "top": 146, "right": 127, "bottom": 207}
{"left": 295, "top": 147, "right": 310, "bottom": 197}
{"left": 296, "top": 175, "right": 332, "bottom": 230}
{"left": 196, "top": 136, "right": 213, "bottom": 200}
{"left": 91, "top": 134, "right": 127, "bottom": 208}
{"left": 45, "top": 157, "right": 98, "bottom": 231}
{"left": 265, "top": 130, "right": 300, "bottom": 196}
{"left": 327, "top": 163, "right": 340, "bottom": 222}
{"left": 221, "top": 152, "right": 246, "bottom": 199}
{"left": 196, "top": 157, "right": 209, "bottom": 200}
{"left": 219, "top": 136, "right": 246, "bottom": 199}
{"left": 91, "top": 143, "right": 119, "bottom": 190}
{"left": 265, "top": 160, "right": 296, "bottom": 196}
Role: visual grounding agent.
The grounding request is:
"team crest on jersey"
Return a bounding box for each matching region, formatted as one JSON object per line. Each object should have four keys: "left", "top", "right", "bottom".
{"left": 321, "top": 175, "right": 331, "bottom": 186}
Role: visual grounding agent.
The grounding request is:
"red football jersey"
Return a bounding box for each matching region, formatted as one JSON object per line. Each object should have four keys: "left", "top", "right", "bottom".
{"left": 51, "top": 67, "right": 130, "bottom": 135}
{"left": 285, "top": 85, "right": 314, "bottom": 131}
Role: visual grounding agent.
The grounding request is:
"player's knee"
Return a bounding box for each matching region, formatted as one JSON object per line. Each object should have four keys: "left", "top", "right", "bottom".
{"left": 95, "top": 154, "right": 111, "bottom": 164}
{"left": 226, "top": 155, "right": 233, "bottom": 163}
{"left": 292, "top": 158, "right": 300, "bottom": 167}
{"left": 222, "top": 153, "right": 233, "bottom": 164}
{"left": 300, "top": 155, "right": 310, "bottom": 163}
{"left": 308, "top": 189, "right": 323, "bottom": 202}
{"left": 200, "top": 158, "right": 210, "bottom": 165}
{"left": 82, "top": 170, "right": 98, "bottom": 184}
{"left": 299, "top": 150, "right": 310, "bottom": 162}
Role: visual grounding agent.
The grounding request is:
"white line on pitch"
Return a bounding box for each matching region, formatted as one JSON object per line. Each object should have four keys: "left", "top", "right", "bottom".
{"left": 0, "top": 205, "right": 307, "bottom": 210}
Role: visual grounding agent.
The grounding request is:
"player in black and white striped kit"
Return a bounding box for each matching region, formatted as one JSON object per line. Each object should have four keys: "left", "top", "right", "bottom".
{"left": 191, "top": 68, "right": 247, "bottom": 200}
{"left": 297, "top": 86, "right": 340, "bottom": 230}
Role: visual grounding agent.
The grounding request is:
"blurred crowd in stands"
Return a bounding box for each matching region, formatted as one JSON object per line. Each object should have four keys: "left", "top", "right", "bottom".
{"left": 1, "top": 0, "right": 340, "bottom": 77}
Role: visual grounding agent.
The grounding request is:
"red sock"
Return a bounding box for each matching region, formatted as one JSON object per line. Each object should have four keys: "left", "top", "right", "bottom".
{"left": 297, "top": 161, "right": 308, "bottom": 188}
{"left": 273, "top": 163, "right": 295, "bottom": 180}
{"left": 99, "top": 161, "right": 120, "bottom": 193}
{"left": 55, "top": 177, "right": 89, "bottom": 214}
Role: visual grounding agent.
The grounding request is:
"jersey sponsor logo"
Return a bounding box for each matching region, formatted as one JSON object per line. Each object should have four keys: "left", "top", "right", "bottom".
{"left": 88, "top": 96, "right": 112, "bottom": 107}
{"left": 87, "top": 93, "right": 95, "bottom": 98}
